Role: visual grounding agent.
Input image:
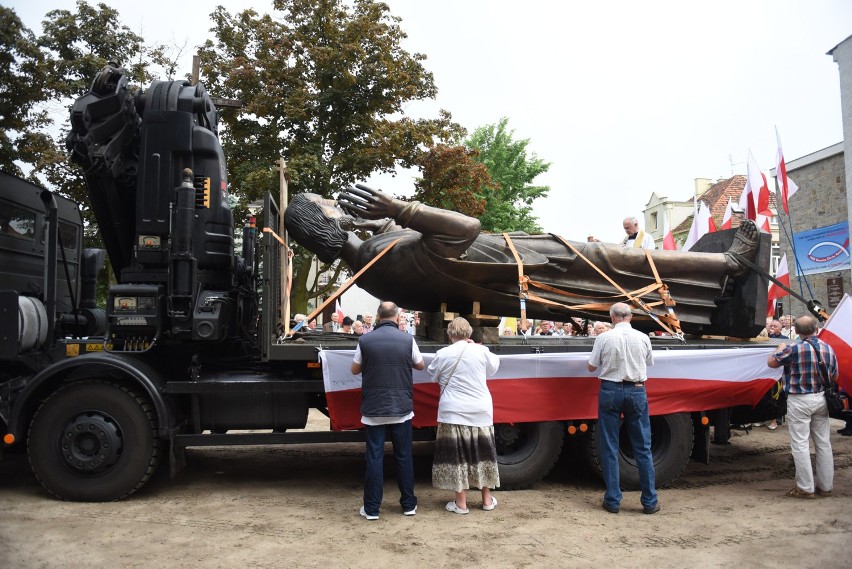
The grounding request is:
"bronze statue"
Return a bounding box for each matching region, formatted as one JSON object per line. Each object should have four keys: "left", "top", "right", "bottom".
{"left": 285, "top": 185, "right": 769, "bottom": 337}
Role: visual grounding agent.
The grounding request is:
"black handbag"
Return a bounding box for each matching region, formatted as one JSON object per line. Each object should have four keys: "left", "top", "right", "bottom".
{"left": 806, "top": 337, "right": 848, "bottom": 419}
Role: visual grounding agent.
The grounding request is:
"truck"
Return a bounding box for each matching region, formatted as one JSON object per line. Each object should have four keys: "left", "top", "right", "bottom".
{"left": 0, "top": 64, "right": 788, "bottom": 501}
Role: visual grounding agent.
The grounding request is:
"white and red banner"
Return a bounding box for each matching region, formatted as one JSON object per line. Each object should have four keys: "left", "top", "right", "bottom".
{"left": 662, "top": 215, "right": 676, "bottom": 250}
{"left": 775, "top": 127, "right": 799, "bottom": 215}
{"left": 766, "top": 254, "right": 790, "bottom": 317}
{"left": 721, "top": 198, "right": 734, "bottom": 230}
{"left": 320, "top": 348, "right": 782, "bottom": 431}
{"left": 819, "top": 293, "right": 852, "bottom": 393}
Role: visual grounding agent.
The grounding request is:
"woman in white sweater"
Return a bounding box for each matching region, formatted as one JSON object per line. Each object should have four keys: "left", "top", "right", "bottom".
{"left": 428, "top": 317, "right": 501, "bottom": 514}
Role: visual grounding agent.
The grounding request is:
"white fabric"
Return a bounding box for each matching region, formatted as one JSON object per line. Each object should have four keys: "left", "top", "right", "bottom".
{"left": 361, "top": 411, "right": 414, "bottom": 426}
{"left": 622, "top": 229, "right": 656, "bottom": 250}
{"left": 428, "top": 340, "right": 500, "bottom": 427}
{"left": 587, "top": 322, "right": 653, "bottom": 382}
{"left": 786, "top": 393, "right": 833, "bottom": 493}
{"left": 351, "top": 341, "right": 424, "bottom": 366}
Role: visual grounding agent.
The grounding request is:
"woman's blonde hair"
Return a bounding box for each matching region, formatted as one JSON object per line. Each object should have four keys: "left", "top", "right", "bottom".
{"left": 447, "top": 317, "right": 473, "bottom": 340}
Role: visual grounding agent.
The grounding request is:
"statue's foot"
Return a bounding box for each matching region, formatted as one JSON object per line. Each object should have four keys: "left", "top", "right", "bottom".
{"left": 724, "top": 220, "right": 759, "bottom": 277}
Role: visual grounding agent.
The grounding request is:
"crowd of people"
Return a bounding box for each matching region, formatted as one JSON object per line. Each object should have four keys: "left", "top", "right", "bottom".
{"left": 510, "top": 318, "right": 613, "bottom": 337}
{"left": 294, "top": 309, "right": 418, "bottom": 336}
{"left": 297, "top": 214, "right": 847, "bottom": 515}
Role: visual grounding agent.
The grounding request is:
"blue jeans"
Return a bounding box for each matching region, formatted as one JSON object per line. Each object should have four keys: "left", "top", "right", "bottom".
{"left": 363, "top": 420, "right": 417, "bottom": 516}
{"left": 597, "top": 380, "right": 658, "bottom": 510}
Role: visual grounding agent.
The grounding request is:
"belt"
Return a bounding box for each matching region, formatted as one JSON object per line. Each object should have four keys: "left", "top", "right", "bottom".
{"left": 602, "top": 379, "right": 645, "bottom": 387}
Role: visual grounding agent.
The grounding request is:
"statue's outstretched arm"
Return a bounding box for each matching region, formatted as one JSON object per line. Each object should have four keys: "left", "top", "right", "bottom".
{"left": 338, "top": 184, "right": 480, "bottom": 258}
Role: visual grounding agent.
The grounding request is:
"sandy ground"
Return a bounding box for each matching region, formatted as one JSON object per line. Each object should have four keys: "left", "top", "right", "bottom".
{"left": 1, "top": 412, "right": 850, "bottom": 569}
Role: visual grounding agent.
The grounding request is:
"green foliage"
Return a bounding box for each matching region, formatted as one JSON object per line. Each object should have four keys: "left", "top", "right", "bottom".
{"left": 466, "top": 117, "right": 550, "bottom": 233}
{"left": 412, "top": 144, "right": 496, "bottom": 219}
{"left": 198, "top": 0, "right": 464, "bottom": 312}
{"left": 0, "top": 8, "right": 49, "bottom": 178}
{"left": 198, "top": 0, "right": 464, "bottom": 204}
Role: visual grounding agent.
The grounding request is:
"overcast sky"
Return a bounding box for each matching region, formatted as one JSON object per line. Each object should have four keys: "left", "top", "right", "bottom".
{"left": 11, "top": 0, "right": 852, "bottom": 242}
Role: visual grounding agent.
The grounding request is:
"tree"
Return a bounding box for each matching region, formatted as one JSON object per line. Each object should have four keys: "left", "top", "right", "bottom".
{"left": 466, "top": 117, "right": 550, "bottom": 233}
{"left": 198, "top": 0, "right": 464, "bottom": 313}
{"left": 0, "top": 8, "right": 50, "bottom": 178}
{"left": 412, "top": 144, "right": 496, "bottom": 218}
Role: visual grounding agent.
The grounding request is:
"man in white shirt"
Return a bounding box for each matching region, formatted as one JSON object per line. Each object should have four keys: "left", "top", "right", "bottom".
{"left": 587, "top": 302, "right": 659, "bottom": 515}
{"left": 621, "top": 216, "right": 656, "bottom": 249}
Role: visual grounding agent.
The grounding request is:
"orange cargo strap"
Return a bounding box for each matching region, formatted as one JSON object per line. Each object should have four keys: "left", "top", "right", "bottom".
{"left": 535, "top": 234, "right": 680, "bottom": 336}
{"left": 502, "top": 233, "right": 663, "bottom": 313}
{"left": 502, "top": 233, "right": 529, "bottom": 324}
{"left": 303, "top": 238, "right": 402, "bottom": 326}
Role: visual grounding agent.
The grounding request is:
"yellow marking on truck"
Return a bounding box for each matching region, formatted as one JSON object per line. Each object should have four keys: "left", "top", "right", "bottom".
{"left": 86, "top": 343, "right": 106, "bottom": 352}
{"left": 66, "top": 344, "right": 80, "bottom": 357}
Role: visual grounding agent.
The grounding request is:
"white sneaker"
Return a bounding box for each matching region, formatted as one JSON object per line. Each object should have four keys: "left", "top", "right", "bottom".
{"left": 403, "top": 505, "right": 417, "bottom": 516}
{"left": 445, "top": 501, "right": 469, "bottom": 514}
{"left": 482, "top": 496, "right": 498, "bottom": 511}
{"left": 359, "top": 506, "right": 378, "bottom": 520}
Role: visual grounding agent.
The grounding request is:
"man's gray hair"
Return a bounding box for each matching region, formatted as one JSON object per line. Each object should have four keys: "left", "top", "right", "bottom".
{"left": 377, "top": 301, "right": 399, "bottom": 320}
{"left": 623, "top": 216, "right": 639, "bottom": 226}
{"left": 609, "top": 303, "right": 633, "bottom": 319}
{"left": 793, "top": 315, "right": 818, "bottom": 336}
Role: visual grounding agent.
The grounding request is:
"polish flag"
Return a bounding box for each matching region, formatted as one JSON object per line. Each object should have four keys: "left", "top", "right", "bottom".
{"left": 748, "top": 150, "right": 773, "bottom": 217}
{"left": 662, "top": 215, "right": 676, "bottom": 250}
{"left": 766, "top": 254, "right": 789, "bottom": 317}
{"left": 320, "top": 348, "right": 781, "bottom": 430}
{"left": 775, "top": 127, "right": 799, "bottom": 215}
{"left": 335, "top": 299, "right": 345, "bottom": 323}
{"left": 818, "top": 293, "right": 852, "bottom": 393}
{"left": 708, "top": 214, "right": 718, "bottom": 233}
{"left": 683, "top": 201, "right": 711, "bottom": 251}
{"left": 755, "top": 213, "right": 771, "bottom": 233}
{"left": 721, "top": 198, "right": 734, "bottom": 230}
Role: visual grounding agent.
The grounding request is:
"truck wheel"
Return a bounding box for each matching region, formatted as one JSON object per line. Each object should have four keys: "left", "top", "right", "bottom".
{"left": 494, "top": 421, "right": 564, "bottom": 490}
{"left": 585, "top": 412, "right": 693, "bottom": 489}
{"left": 28, "top": 381, "right": 161, "bottom": 501}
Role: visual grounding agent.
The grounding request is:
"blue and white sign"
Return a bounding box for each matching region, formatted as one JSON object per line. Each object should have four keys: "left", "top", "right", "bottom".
{"left": 792, "top": 221, "right": 851, "bottom": 276}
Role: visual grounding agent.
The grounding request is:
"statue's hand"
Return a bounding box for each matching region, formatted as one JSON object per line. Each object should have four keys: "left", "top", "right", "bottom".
{"left": 338, "top": 184, "right": 400, "bottom": 220}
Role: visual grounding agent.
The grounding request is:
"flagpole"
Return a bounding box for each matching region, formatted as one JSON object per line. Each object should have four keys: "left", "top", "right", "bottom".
{"left": 779, "top": 211, "right": 814, "bottom": 300}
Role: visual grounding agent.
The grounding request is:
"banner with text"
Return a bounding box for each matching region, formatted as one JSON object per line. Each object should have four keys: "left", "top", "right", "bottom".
{"left": 792, "top": 221, "right": 851, "bottom": 276}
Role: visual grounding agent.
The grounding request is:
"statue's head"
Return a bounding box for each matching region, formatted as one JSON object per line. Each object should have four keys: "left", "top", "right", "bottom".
{"left": 285, "top": 193, "right": 349, "bottom": 263}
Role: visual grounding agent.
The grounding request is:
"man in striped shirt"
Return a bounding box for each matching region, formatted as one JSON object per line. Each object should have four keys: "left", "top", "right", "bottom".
{"left": 768, "top": 315, "right": 838, "bottom": 499}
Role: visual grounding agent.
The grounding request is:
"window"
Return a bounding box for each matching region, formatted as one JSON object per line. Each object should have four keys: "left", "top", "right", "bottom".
{"left": 0, "top": 201, "right": 36, "bottom": 240}
{"left": 650, "top": 212, "right": 658, "bottom": 231}
{"left": 58, "top": 221, "right": 79, "bottom": 251}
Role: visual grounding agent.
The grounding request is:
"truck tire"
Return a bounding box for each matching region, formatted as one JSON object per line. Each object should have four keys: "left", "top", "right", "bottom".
{"left": 494, "top": 421, "right": 564, "bottom": 490}
{"left": 585, "top": 412, "right": 693, "bottom": 490}
{"left": 28, "top": 380, "right": 161, "bottom": 501}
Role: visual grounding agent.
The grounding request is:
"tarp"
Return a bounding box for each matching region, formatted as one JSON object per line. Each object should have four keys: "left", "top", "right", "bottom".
{"left": 319, "top": 348, "right": 781, "bottom": 431}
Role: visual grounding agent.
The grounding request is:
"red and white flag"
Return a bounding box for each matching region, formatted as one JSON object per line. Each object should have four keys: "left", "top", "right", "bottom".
{"left": 766, "top": 253, "right": 790, "bottom": 317}
{"left": 662, "top": 215, "right": 676, "bottom": 250}
{"left": 683, "top": 201, "right": 712, "bottom": 251}
{"left": 320, "top": 348, "right": 781, "bottom": 430}
{"left": 818, "top": 293, "right": 852, "bottom": 393}
{"left": 335, "top": 299, "right": 345, "bottom": 323}
{"left": 755, "top": 213, "right": 771, "bottom": 233}
{"left": 721, "top": 198, "right": 734, "bottom": 230}
{"left": 775, "top": 127, "right": 799, "bottom": 215}
{"left": 748, "top": 150, "right": 773, "bottom": 217}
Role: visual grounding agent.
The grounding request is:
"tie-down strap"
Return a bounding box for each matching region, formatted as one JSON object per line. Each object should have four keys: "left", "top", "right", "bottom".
{"left": 502, "top": 232, "right": 682, "bottom": 335}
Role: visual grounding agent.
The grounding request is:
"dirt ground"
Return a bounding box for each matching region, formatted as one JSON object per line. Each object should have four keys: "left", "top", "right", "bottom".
{"left": 1, "top": 412, "right": 850, "bottom": 569}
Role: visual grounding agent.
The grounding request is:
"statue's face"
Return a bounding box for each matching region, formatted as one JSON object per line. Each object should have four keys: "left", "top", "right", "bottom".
{"left": 302, "top": 193, "right": 344, "bottom": 220}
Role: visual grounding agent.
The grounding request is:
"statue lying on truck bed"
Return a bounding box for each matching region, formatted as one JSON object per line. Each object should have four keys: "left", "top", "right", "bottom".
{"left": 285, "top": 184, "right": 769, "bottom": 337}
